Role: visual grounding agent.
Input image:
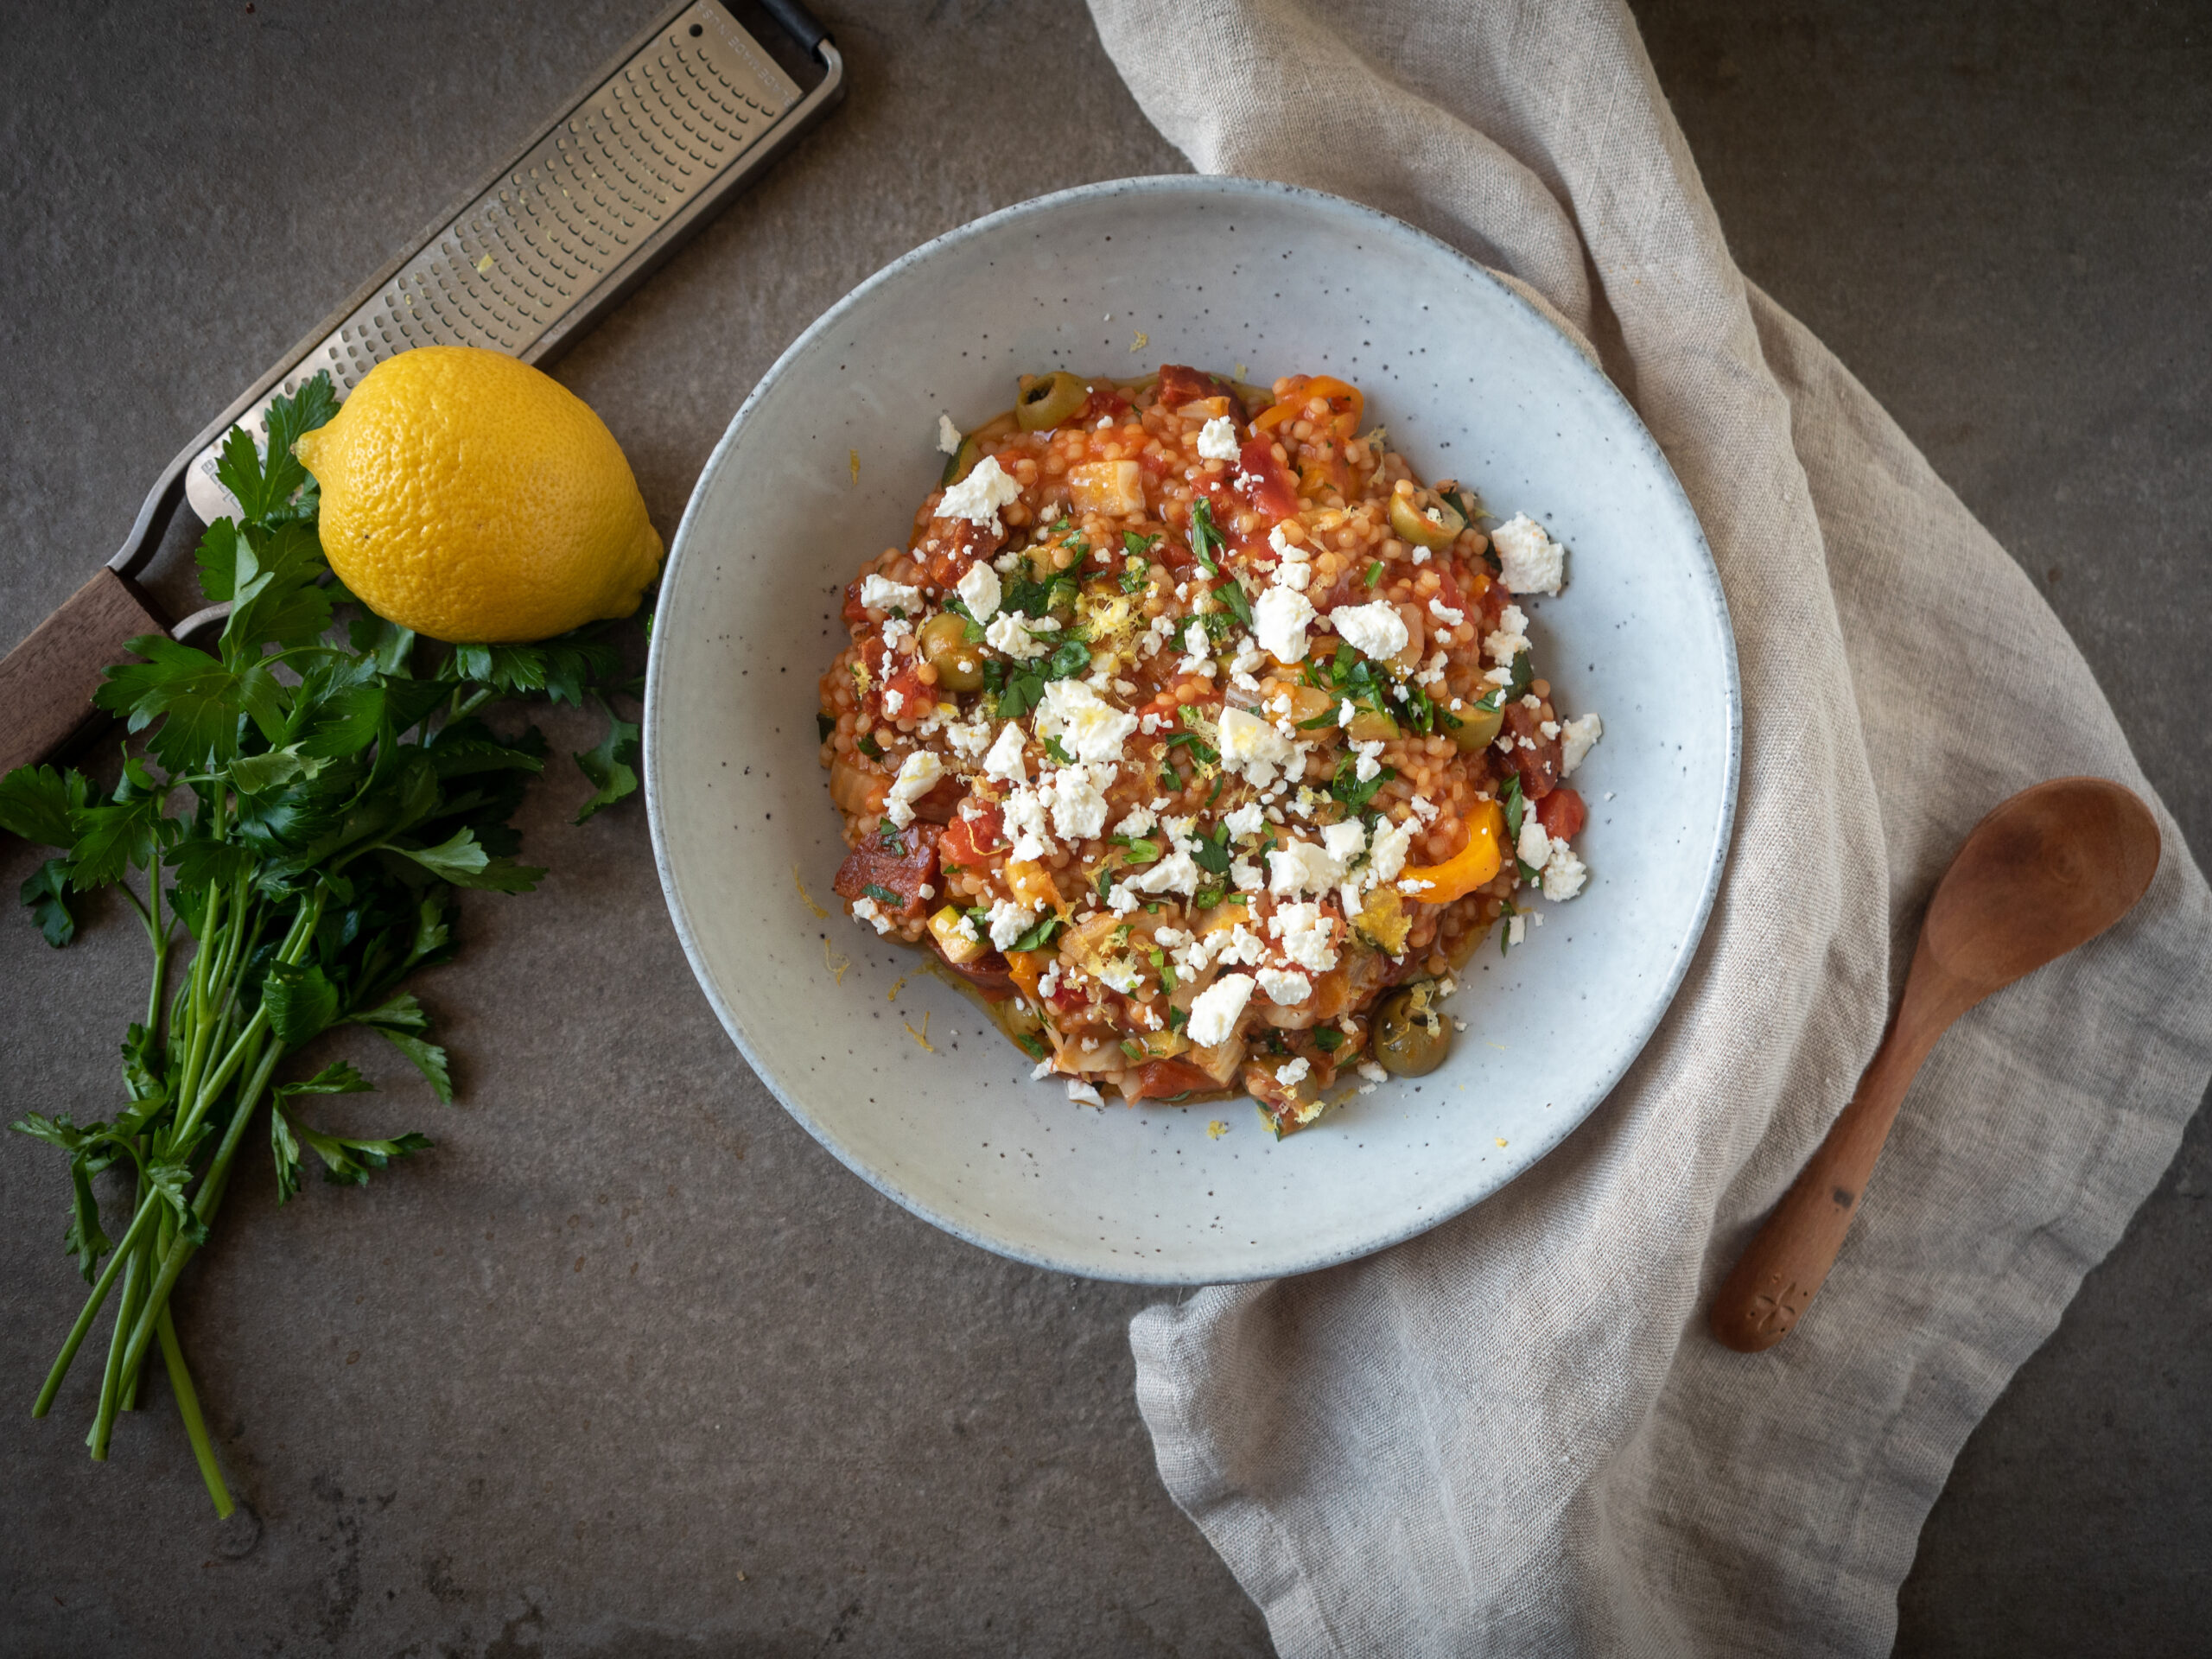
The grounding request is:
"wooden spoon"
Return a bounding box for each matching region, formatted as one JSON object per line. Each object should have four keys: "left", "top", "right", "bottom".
{"left": 1710, "top": 777, "right": 2160, "bottom": 1353}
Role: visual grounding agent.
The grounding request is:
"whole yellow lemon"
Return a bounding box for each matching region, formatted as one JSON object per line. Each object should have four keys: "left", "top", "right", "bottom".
{"left": 293, "top": 346, "right": 662, "bottom": 644}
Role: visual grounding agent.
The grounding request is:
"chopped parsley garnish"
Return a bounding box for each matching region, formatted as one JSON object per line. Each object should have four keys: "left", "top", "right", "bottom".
{"left": 1313, "top": 1028, "right": 1344, "bottom": 1052}
{"left": 1014, "top": 1032, "right": 1049, "bottom": 1059}
{"left": 1042, "top": 734, "right": 1076, "bottom": 766}
{"left": 816, "top": 714, "right": 835, "bottom": 741}
{"left": 1119, "top": 555, "right": 1149, "bottom": 594}
{"left": 855, "top": 734, "right": 883, "bottom": 760}
{"left": 1162, "top": 730, "right": 1219, "bottom": 766}
{"left": 1120, "top": 1038, "right": 1147, "bottom": 1060}
{"left": 1363, "top": 560, "right": 1384, "bottom": 588}
{"left": 1168, "top": 1005, "right": 1191, "bottom": 1033}
{"left": 1192, "top": 882, "right": 1226, "bottom": 912}
{"left": 1190, "top": 823, "right": 1233, "bottom": 876}
{"left": 1214, "top": 579, "right": 1254, "bottom": 630}
{"left": 1007, "top": 914, "right": 1065, "bottom": 953}
{"left": 1188, "top": 496, "right": 1226, "bottom": 575}
{"left": 1502, "top": 772, "right": 1527, "bottom": 842}
{"left": 1042, "top": 639, "right": 1091, "bottom": 681}
{"left": 943, "top": 596, "right": 988, "bottom": 641}
{"left": 861, "top": 883, "right": 902, "bottom": 906}
{"left": 878, "top": 823, "right": 907, "bottom": 854}
{"left": 1331, "top": 755, "right": 1395, "bottom": 810}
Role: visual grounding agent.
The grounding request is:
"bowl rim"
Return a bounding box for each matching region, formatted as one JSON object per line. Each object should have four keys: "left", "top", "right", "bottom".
{"left": 645, "top": 172, "right": 1744, "bottom": 1284}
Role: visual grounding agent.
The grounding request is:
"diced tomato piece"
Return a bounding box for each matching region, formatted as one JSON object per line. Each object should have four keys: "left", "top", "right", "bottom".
{"left": 1236, "top": 435, "right": 1300, "bottom": 521}
{"left": 1535, "top": 786, "right": 1586, "bottom": 843}
{"left": 938, "top": 807, "right": 1002, "bottom": 870}
{"left": 832, "top": 823, "right": 940, "bottom": 921}
{"left": 1156, "top": 364, "right": 1234, "bottom": 409}
{"left": 1503, "top": 703, "right": 1562, "bottom": 799}
{"left": 918, "top": 515, "right": 1003, "bottom": 589}
{"left": 881, "top": 662, "right": 929, "bottom": 718}
{"left": 1139, "top": 448, "right": 1170, "bottom": 478}
{"left": 1127, "top": 1058, "right": 1219, "bottom": 1102}
{"left": 841, "top": 576, "right": 873, "bottom": 627}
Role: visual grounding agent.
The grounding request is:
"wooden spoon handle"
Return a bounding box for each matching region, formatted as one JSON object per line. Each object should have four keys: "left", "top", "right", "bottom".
{"left": 1710, "top": 1029, "right": 1933, "bottom": 1351}
{"left": 0, "top": 569, "right": 167, "bottom": 778}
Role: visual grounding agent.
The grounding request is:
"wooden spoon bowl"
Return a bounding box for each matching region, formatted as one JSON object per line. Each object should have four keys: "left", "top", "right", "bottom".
{"left": 1710, "top": 777, "right": 2161, "bottom": 1352}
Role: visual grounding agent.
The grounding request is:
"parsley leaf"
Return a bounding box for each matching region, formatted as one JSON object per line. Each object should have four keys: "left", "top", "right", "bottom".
{"left": 1189, "top": 497, "right": 1225, "bottom": 575}
{"left": 1214, "top": 579, "right": 1254, "bottom": 630}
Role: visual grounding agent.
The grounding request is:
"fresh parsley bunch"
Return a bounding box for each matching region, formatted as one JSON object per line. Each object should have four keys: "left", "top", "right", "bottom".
{"left": 0, "top": 373, "right": 641, "bottom": 1515}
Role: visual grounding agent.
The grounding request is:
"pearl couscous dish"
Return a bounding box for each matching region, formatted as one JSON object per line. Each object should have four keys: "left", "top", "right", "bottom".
{"left": 817, "top": 365, "right": 1601, "bottom": 1135}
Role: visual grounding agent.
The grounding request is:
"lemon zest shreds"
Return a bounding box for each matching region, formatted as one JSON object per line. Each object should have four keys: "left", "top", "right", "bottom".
{"left": 849, "top": 448, "right": 861, "bottom": 485}
{"left": 1130, "top": 331, "right": 1149, "bottom": 353}
{"left": 887, "top": 972, "right": 911, "bottom": 1004}
{"left": 823, "top": 937, "right": 850, "bottom": 985}
{"left": 903, "top": 1011, "right": 934, "bottom": 1052}
{"left": 792, "top": 865, "right": 827, "bottom": 918}
{"left": 1206, "top": 1120, "right": 1229, "bottom": 1141}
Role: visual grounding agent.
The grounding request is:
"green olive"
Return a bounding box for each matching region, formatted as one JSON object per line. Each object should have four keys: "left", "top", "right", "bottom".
{"left": 941, "top": 433, "right": 982, "bottom": 487}
{"left": 918, "top": 611, "right": 986, "bottom": 692}
{"left": 1015, "top": 371, "right": 1089, "bottom": 432}
{"left": 1374, "top": 983, "right": 1451, "bottom": 1077}
{"left": 1447, "top": 699, "right": 1504, "bottom": 753}
{"left": 1389, "top": 493, "right": 1466, "bottom": 551}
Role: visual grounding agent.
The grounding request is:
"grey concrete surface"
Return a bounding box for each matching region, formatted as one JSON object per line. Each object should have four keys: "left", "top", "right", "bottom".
{"left": 0, "top": 2, "right": 2202, "bottom": 1654}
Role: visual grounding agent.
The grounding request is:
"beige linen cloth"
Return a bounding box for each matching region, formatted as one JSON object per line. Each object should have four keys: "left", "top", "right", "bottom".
{"left": 1084, "top": 1, "right": 2212, "bottom": 1652}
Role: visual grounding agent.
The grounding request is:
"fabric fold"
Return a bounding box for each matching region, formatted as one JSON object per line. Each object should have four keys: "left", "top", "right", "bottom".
{"left": 1091, "top": 1, "right": 2212, "bottom": 1652}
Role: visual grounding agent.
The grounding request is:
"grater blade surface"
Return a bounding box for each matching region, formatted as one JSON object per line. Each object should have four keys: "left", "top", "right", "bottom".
{"left": 179, "top": 1, "right": 817, "bottom": 525}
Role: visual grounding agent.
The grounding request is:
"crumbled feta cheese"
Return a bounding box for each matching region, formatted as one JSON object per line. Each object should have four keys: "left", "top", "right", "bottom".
{"left": 1034, "top": 679, "right": 1137, "bottom": 765}
{"left": 1351, "top": 739, "right": 1385, "bottom": 783}
{"left": 1256, "top": 967, "right": 1311, "bottom": 1006}
{"left": 882, "top": 749, "right": 944, "bottom": 829}
{"left": 1367, "top": 818, "right": 1414, "bottom": 884}
{"left": 1331, "top": 600, "right": 1409, "bottom": 662}
{"left": 938, "top": 413, "right": 962, "bottom": 455}
{"left": 1229, "top": 856, "right": 1265, "bottom": 891}
{"left": 938, "top": 454, "right": 1022, "bottom": 531}
{"left": 1540, "top": 720, "right": 1560, "bottom": 741}
{"left": 860, "top": 574, "right": 923, "bottom": 613}
{"left": 1406, "top": 794, "right": 1439, "bottom": 824}
{"left": 1507, "top": 912, "right": 1527, "bottom": 947}
{"left": 1187, "top": 973, "right": 1256, "bottom": 1047}
{"left": 1268, "top": 838, "right": 1344, "bottom": 897}
{"left": 1045, "top": 764, "right": 1114, "bottom": 839}
{"left": 1032, "top": 1058, "right": 1057, "bottom": 1081}
{"left": 993, "top": 548, "right": 1021, "bottom": 573}
{"left": 1114, "top": 804, "right": 1158, "bottom": 837}
{"left": 1491, "top": 513, "right": 1567, "bottom": 596}
{"left": 983, "top": 722, "right": 1027, "bottom": 785}
{"left": 1268, "top": 524, "right": 1309, "bottom": 562}
{"left": 1275, "top": 1057, "right": 1311, "bottom": 1087}
{"left": 1357, "top": 1059, "right": 1389, "bottom": 1084}
{"left": 1196, "top": 415, "right": 1241, "bottom": 461}
{"left": 881, "top": 689, "right": 905, "bottom": 716}
{"left": 1001, "top": 783, "right": 1053, "bottom": 849}
{"left": 1223, "top": 803, "right": 1266, "bottom": 839}
{"left": 987, "top": 899, "right": 1040, "bottom": 951}
{"left": 1097, "top": 957, "right": 1147, "bottom": 995}
{"left": 1321, "top": 819, "right": 1365, "bottom": 866}
{"left": 986, "top": 613, "right": 1049, "bottom": 660}
{"left": 1270, "top": 902, "right": 1340, "bottom": 972}
{"left": 1274, "top": 560, "right": 1313, "bottom": 593}
{"left": 1218, "top": 707, "right": 1295, "bottom": 788}
{"left": 1183, "top": 620, "right": 1210, "bottom": 658}
{"left": 1252, "top": 585, "right": 1316, "bottom": 664}
{"left": 944, "top": 720, "right": 993, "bottom": 760}
{"left": 1427, "top": 596, "right": 1465, "bottom": 627}
{"left": 849, "top": 896, "right": 893, "bottom": 935}
{"left": 956, "top": 559, "right": 1001, "bottom": 622}
{"left": 1067, "top": 1079, "right": 1105, "bottom": 1108}
{"left": 1560, "top": 712, "right": 1603, "bottom": 778}
{"left": 1542, "top": 841, "right": 1588, "bottom": 901}
{"left": 1517, "top": 817, "right": 1551, "bottom": 872}
{"left": 1484, "top": 603, "right": 1530, "bottom": 668}
{"left": 1130, "top": 849, "right": 1201, "bottom": 897}
{"left": 1107, "top": 882, "right": 1141, "bottom": 915}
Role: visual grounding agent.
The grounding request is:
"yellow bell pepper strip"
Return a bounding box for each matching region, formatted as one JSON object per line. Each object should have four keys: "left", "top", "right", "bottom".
{"left": 1254, "top": 374, "right": 1364, "bottom": 439}
{"left": 1395, "top": 798, "right": 1505, "bottom": 905}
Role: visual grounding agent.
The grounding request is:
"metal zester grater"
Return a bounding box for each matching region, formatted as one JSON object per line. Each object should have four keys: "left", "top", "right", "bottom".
{"left": 0, "top": 0, "right": 842, "bottom": 776}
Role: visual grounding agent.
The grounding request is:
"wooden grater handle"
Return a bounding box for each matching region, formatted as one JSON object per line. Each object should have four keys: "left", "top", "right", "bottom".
{"left": 0, "top": 569, "right": 167, "bottom": 779}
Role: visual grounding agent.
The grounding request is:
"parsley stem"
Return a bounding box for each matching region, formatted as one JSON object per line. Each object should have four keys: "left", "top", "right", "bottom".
{"left": 31, "top": 1192, "right": 162, "bottom": 1419}
{"left": 86, "top": 1186, "right": 145, "bottom": 1460}
{"left": 155, "top": 1304, "right": 232, "bottom": 1519}
{"left": 112, "top": 1033, "right": 283, "bottom": 1402}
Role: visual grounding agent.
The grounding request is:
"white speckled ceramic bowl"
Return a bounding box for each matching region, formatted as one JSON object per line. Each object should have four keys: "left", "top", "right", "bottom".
{"left": 646, "top": 175, "right": 1738, "bottom": 1284}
